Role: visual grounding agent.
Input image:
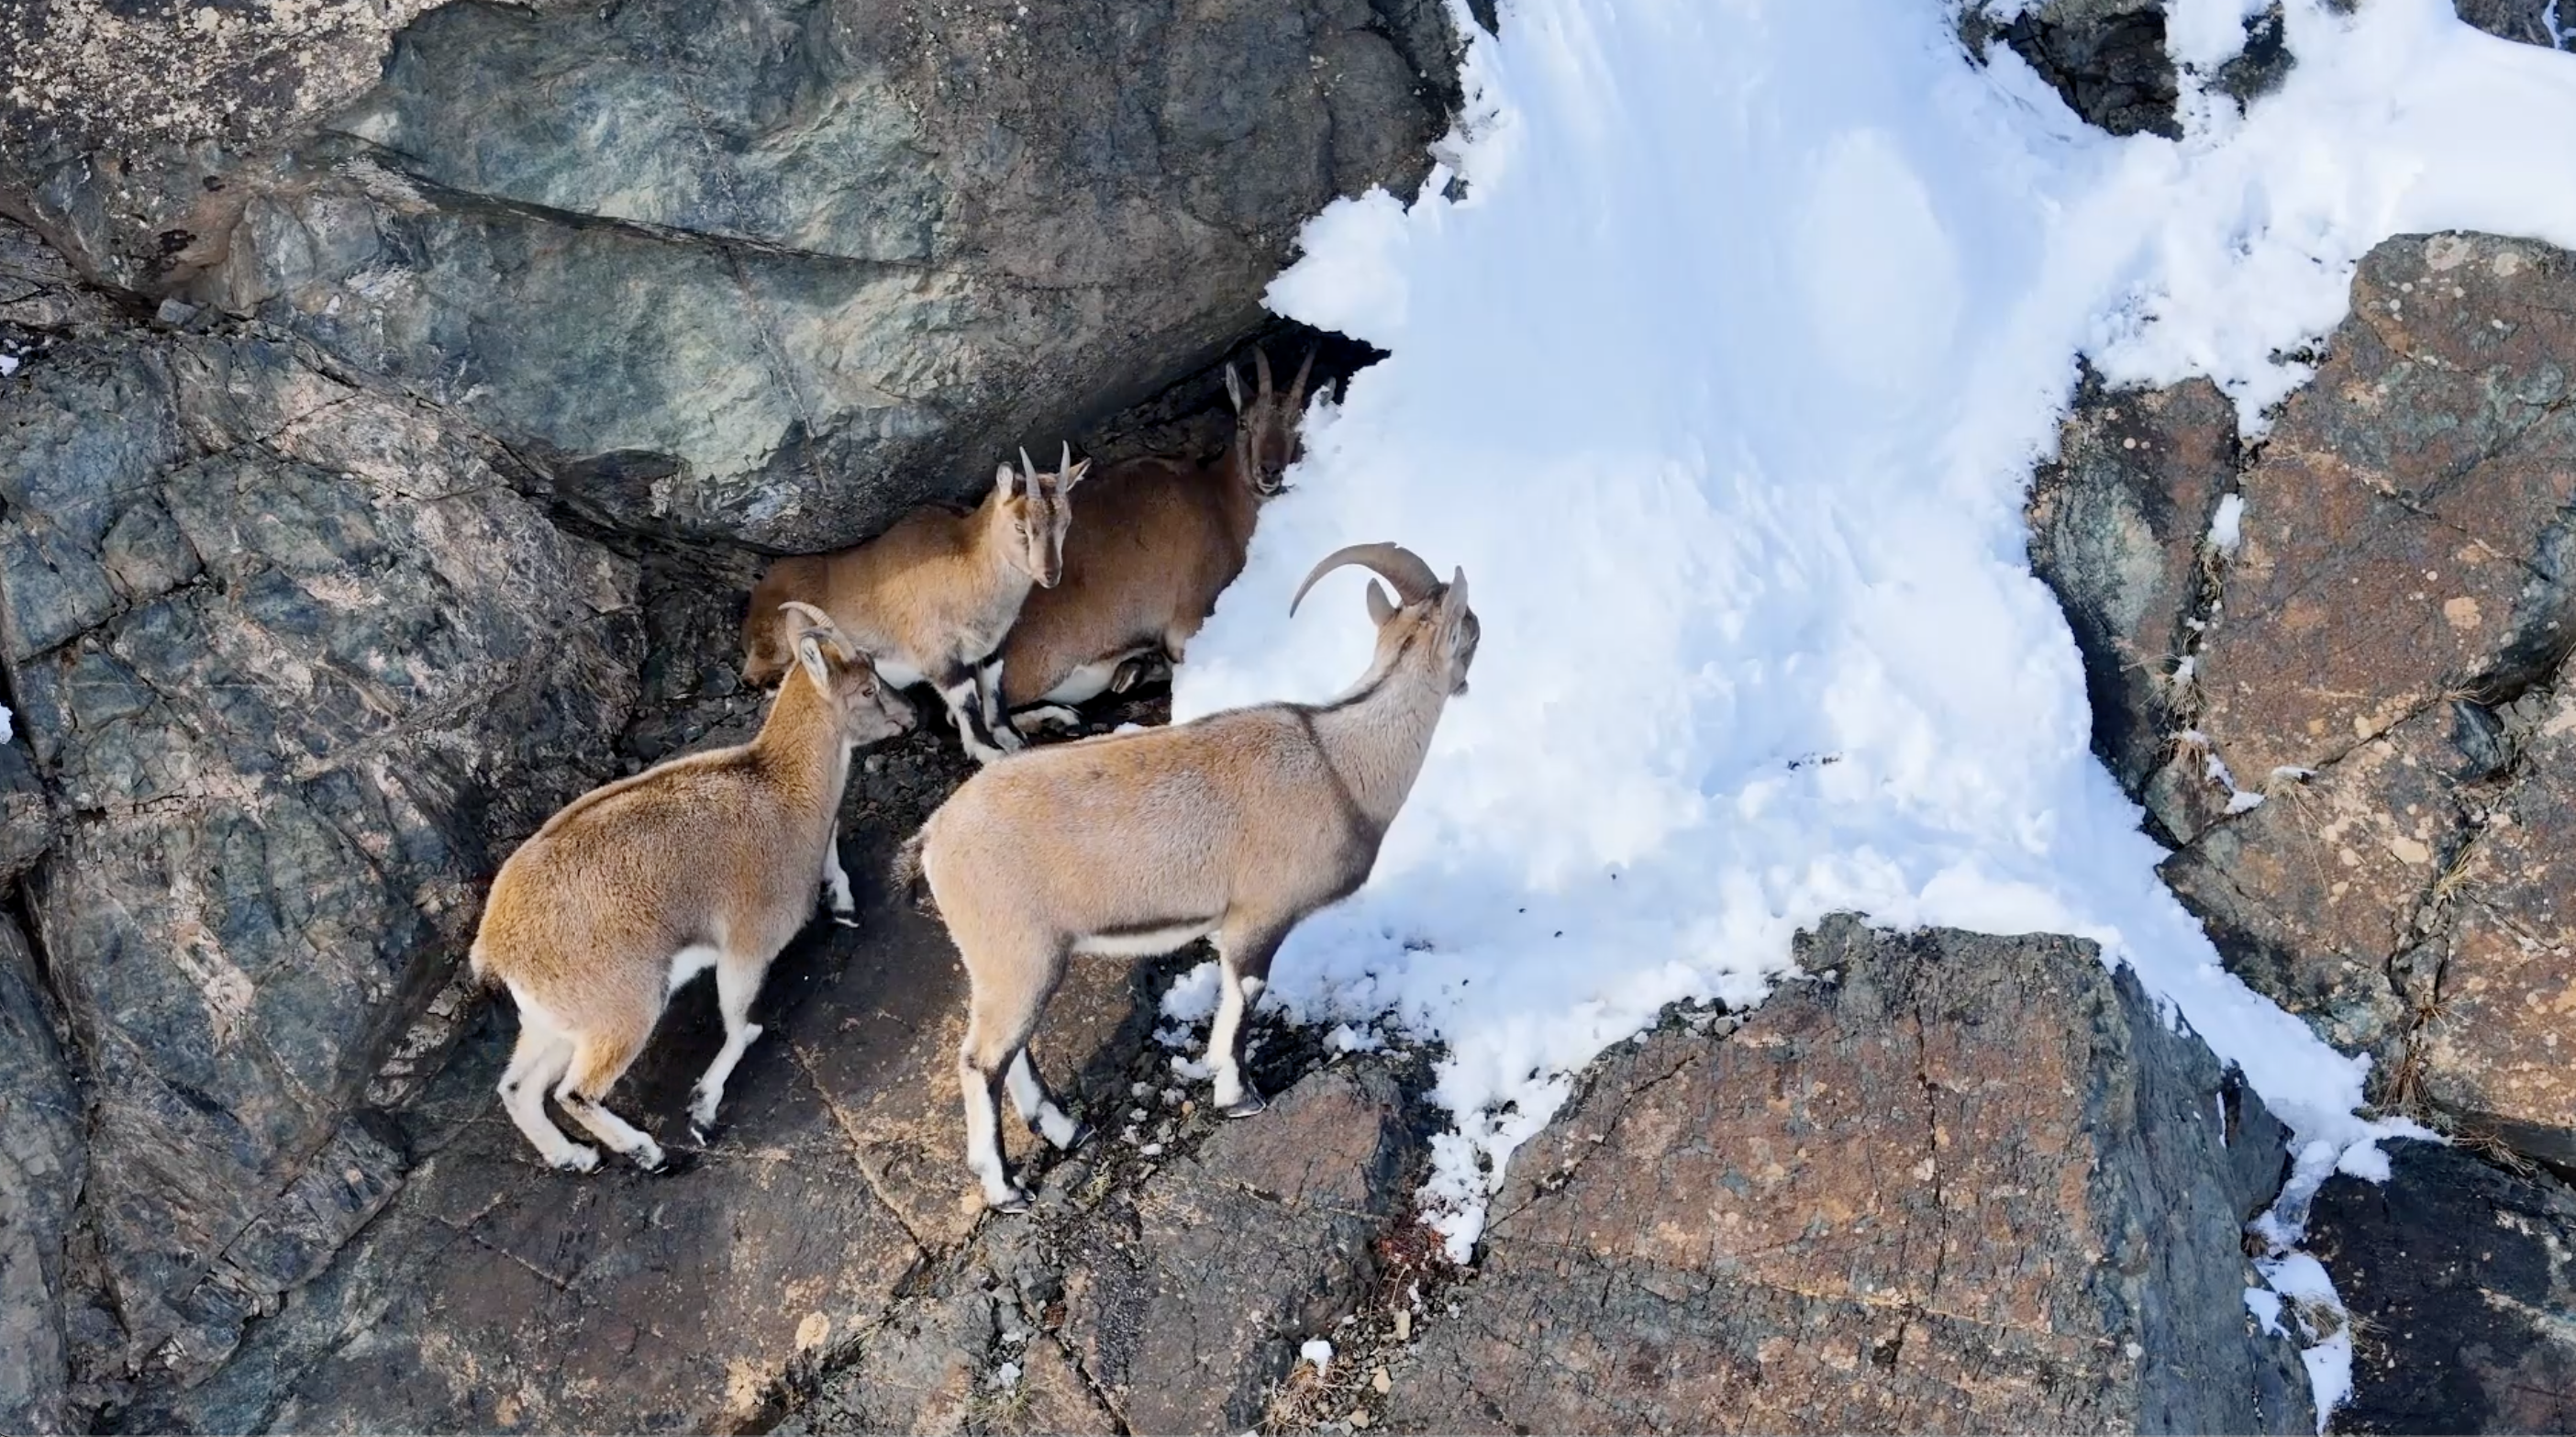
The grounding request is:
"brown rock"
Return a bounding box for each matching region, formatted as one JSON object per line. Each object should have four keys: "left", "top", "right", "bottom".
{"left": 2408, "top": 680, "right": 2576, "bottom": 1165}
{"left": 2159, "top": 703, "right": 2475, "bottom": 1057}
{"left": 1382, "top": 918, "right": 2311, "bottom": 1436}
{"left": 1054, "top": 1064, "right": 1424, "bottom": 1435}
{"left": 2198, "top": 234, "right": 2576, "bottom": 783}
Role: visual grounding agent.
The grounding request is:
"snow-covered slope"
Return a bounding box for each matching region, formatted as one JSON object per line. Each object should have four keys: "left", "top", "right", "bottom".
{"left": 1172, "top": 0, "right": 2576, "bottom": 1410}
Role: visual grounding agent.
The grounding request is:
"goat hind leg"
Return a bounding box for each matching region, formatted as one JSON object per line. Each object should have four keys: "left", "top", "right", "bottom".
{"left": 557, "top": 1032, "right": 666, "bottom": 1173}
{"left": 1005, "top": 1046, "right": 1088, "bottom": 1151}
{"left": 498, "top": 1022, "right": 594, "bottom": 1172}
{"left": 689, "top": 956, "right": 771, "bottom": 1140}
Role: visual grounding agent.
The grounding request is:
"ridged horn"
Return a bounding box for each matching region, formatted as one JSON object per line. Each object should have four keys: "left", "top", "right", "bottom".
{"left": 1287, "top": 344, "right": 1317, "bottom": 410}
{"left": 1289, "top": 542, "right": 1440, "bottom": 616}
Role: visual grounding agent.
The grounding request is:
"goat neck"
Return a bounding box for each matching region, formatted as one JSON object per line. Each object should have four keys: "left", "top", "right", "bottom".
{"left": 745, "top": 663, "right": 849, "bottom": 809}
{"left": 1306, "top": 632, "right": 1453, "bottom": 835}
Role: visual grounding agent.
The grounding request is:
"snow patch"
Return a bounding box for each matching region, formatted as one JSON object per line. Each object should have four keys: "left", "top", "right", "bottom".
{"left": 2209, "top": 493, "right": 2246, "bottom": 552}
{"left": 1171, "top": 0, "right": 2576, "bottom": 1417}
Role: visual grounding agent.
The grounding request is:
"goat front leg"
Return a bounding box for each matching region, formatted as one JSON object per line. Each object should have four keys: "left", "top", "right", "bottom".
{"left": 936, "top": 663, "right": 1014, "bottom": 764}
{"left": 820, "top": 822, "right": 857, "bottom": 927}
{"left": 1207, "top": 919, "right": 1294, "bottom": 1117}
{"left": 977, "top": 657, "right": 1025, "bottom": 752}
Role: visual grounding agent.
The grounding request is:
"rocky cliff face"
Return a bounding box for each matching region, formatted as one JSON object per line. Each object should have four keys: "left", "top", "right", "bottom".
{"left": 0, "top": 1, "right": 1458, "bottom": 1428}
{"left": 3, "top": 1, "right": 2569, "bottom": 1431}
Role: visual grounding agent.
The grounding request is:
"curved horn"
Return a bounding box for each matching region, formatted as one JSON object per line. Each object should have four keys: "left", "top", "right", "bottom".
{"left": 1287, "top": 344, "right": 1317, "bottom": 410}
{"left": 1254, "top": 347, "right": 1274, "bottom": 398}
{"left": 1289, "top": 542, "right": 1440, "bottom": 616}
{"left": 1017, "top": 446, "right": 1038, "bottom": 483}
{"left": 775, "top": 598, "right": 836, "bottom": 633}
{"left": 1060, "top": 440, "right": 1072, "bottom": 475}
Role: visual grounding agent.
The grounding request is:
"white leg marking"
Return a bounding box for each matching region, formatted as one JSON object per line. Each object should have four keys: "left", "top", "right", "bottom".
{"left": 557, "top": 1084, "right": 664, "bottom": 1171}
{"left": 944, "top": 682, "right": 1010, "bottom": 764}
{"left": 821, "top": 825, "right": 856, "bottom": 924}
{"left": 960, "top": 1055, "right": 1022, "bottom": 1209}
{"left": 498, "top": 1023, "right": 592, "bottom": 1171}
{"left": 981, "top": 662, "right": 1026, "bottom": 752}
{"left": 1207, "top": 974, "right": 1247, "bottom": 1111}
{"left": 665, "top": 941, "right": 722, "bottom": 996}
{"left": 690, "top": 960, "right": 768, "bottom": 1133}
{"left": 1006, "top": 1050, "right": 1082, "bottom": 1150}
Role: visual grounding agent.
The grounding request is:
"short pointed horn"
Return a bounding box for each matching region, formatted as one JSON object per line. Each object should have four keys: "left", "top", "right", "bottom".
{"left": 1289, "top": 542, "right": 1440, "bottom": 616}
{"left": 1288, "top": 344, "right": 1317, "bottom": 410}
{"left": 1060, "top": 440, "right": 1072, "bottom": 475}
{"left": 775, "top": 599, "right": 849, "bottom": 655}
{"left": 1254, "top": 346, "right": 1274, "bottom": 398}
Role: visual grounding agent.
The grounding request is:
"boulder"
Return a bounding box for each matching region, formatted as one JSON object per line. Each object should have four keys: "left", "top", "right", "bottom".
{"left": 77, "top": 0, "right": 1458, "bottom": 552}
{"left": 2307, "top": 1140, "right": 2576, "bottom": 1434}
{"left": 0, "top": 0, "right": 452, "bottom": 290}
{"left": 2027, "top": 232, "right": 2576, "bottom": 1168}
{"left": 2451, "top": 0, "right": 2570, "bottom": 49}
{"left": 0, "top": 915, "right": 83, "bottom": 1435}
{"left": 0, "top": 321, "right": 642, "bottom": 1386}
{"left": 2024, "top": 372, "right": 2236, "bottom": 815}
{"left": 1381, "top": 917, "right": 2312, "bottom": 1435}
{"left": 1969, "top": 0, "right": 2182, "bottom": 139}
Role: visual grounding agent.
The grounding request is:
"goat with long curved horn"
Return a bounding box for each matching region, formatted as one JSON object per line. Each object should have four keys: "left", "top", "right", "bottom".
{"left": 909, "top": 540, "right": 1481, "bottom": 1210}
{"left": 1291, "top": 541, "right": 1441, "bottom": 616}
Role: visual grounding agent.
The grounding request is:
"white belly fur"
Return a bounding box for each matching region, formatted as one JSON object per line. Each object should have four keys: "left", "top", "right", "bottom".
{"left": 872, "top": 656, "right": 927, "bottom": 690}
{"left": 1073, "top": 921, "right": 1216, "bottom": 958}
{"left": 1038, "top": 661, "right": 1120, "bottom": 707}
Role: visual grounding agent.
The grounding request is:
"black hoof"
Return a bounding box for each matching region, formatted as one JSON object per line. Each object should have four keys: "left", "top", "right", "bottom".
{"left": 1219, "top": 1093, "right": 1267, "bottom": 1120}
{"left": 828, "top": 910, "right": 861, "bottom": 930}
{"left": 688, "top": 1119, "right": 719, "bottom": 1147}
{"left": 988, "top": 1190, "right": 1032, "bottom": 1217}
{"left": 647, "top": 1146, "right": 702, "bottom": 1177}
{"left": 1064, "top": 1121, "right": 1097, "bottom": 1152}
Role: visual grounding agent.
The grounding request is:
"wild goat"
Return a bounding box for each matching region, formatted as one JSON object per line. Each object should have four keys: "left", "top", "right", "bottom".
{"left": 902, "top": 542, "right": 1478, "bottom": 1211}
{"left": 472, "top": 602, "right": 916, "bottom": 1172}
{"left": 743, "top": 448, "right": 1086, "bottom": 763}
{"left": 999, "top": 348, "right": 1316, "bottom": 731}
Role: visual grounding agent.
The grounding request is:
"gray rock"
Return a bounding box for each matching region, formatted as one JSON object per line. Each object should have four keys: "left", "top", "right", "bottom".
{"left": 1971, "top": 0, "right": 2182, "bottom": 139}
{"left": 182, "top": 0, "right": 1452, "bottom": 550}
{"left": 2024, "top": 373, "right": 2236, "bottom": 822}
{"left": 0, "top": 0, "right": 451, "bottom": 290}
{"left": 2453, "top": 0, "right": 2570, "bottom": 49}
{"left": 1383, "top": 917, "right": 2312, "bottom": 1435}
{"left": 0, "top": 914, "right": 83, "bottom": 1435}
{"left": 2307, "top": 1140, "right": 2576, "bottom": 1434}
{"left": 0, "top": 324, "right": 642, "bottom": 1384}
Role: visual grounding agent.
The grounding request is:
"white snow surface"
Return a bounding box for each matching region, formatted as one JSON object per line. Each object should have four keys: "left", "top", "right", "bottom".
{"left": 1167, "top": 0, "right": 2576, "bottom": 1393}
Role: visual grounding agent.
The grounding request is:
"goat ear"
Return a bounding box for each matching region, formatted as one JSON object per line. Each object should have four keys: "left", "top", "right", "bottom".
{"left": 1365, "top": 579, "right": 1395, "bottom": 626}
{"left": 1447, "top": 568, "right": 1469, "bottom": 610}
{"left": 995, "top": 462, "right": 1017, "bottom": 499}
{"left": 795, "top": 633, "right": 830, "bottom": 690}
{"left": 1224, "top": 363, "right": 1246, "bottom": 414}
{"left": 1060, "top": 457, "right": 1091, "bottom": 491}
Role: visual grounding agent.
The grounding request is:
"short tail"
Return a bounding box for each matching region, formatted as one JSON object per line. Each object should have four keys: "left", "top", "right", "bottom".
{"left": 465, "top": 940, "right": 503, "bottom": 990}
{"left": 891, "top": 828, "right": 938, "bottom": 918}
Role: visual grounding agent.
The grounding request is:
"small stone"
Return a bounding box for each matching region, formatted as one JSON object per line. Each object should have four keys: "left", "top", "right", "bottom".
{"left": 1371, "top": 1367, "right": 1391, "bottom": 1394}
{"left": 1393, "top": 1309, "right": 1411, "bottom": 1341}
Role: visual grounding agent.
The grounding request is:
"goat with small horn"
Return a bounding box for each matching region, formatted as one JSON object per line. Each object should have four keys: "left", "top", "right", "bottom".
{"left": 473, "top": 601, "right": 916, "bottom": 1173}
{"left": 743, "top": 445, "right": 1086, "bottom": 763}
{"left": 999, "top": 345, "right": 1318, "bottom": 732}
{"left": 899, "top": 541, "right": 1479, "bottom": 1211}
